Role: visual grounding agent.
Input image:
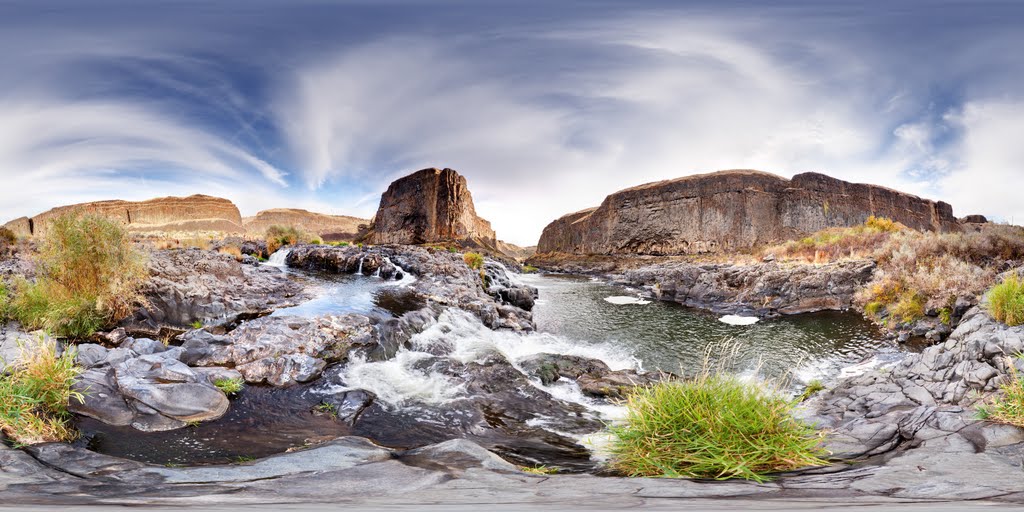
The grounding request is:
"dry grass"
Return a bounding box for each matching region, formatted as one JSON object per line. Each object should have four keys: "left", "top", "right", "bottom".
{"left": 766, "top": 218, "right": 1024, "bottom": 327}
{"left": 217, "top": 245, "right": 244, "bottom": 261}
{"left": 0, "top": 336, "right": 84, "bottom": 445}
{"left": 8, "top": 212, "right": 148, "bottom": 338}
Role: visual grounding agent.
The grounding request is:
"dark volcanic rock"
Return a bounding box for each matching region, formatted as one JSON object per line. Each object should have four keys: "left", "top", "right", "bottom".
{"left": 536, "top": 169, "right": 961, "bottom": 256}
{"left": 621, "top": 258, "right": 876, "bottom": 316}
{"left": 362, "top": 167, "right": 497, "bottom": 248}
{"left": 125, "top": 248, "right": 305, "bottom": 334}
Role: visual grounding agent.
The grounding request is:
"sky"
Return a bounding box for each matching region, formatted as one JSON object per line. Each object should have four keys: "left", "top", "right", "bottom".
{"left": 1, "top": 1, "right": 1023, "bottom": 246}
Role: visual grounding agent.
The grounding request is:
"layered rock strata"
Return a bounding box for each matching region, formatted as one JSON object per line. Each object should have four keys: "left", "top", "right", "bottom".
{"left": 4, "top": 195, "right": 244, "bottom": 237}
{"left": 537, "top": 170, "right": 960, "bottom": 256}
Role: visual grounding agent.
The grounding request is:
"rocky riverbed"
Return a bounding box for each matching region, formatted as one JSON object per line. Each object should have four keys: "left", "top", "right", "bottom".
{"left": 4, "top": 242, "right": 1024, "bottom": 506}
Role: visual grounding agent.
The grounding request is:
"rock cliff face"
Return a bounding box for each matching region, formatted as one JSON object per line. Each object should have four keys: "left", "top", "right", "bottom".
{"left": 537, "top": 170, "right": 960, "bottom": 255}
{"left": 364, "top": 168, "right": 497, "bottom": 248}
{"left": 6, "top": 195, "right": 243, "bottom": 237}
{"left": 243, "top": 209, "right": 368, "bottom": 241}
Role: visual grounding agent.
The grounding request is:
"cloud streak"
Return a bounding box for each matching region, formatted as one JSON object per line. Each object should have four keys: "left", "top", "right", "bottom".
{"left": 0, "top": 2, "right": 1022, "bottom": 244}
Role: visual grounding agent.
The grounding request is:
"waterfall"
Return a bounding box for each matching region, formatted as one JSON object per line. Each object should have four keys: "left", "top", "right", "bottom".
{"left": 357, "top": 256, "right": 364, "bottom": 275}
{"left": 264, "top": 248, "right": 291, "bottom": 268}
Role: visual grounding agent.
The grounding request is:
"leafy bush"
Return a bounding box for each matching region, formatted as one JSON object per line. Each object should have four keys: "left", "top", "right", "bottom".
{"left": 607, "top": 373, "right": 827, "bottom": 482}
{"left": 0, "top": 336, "right": 84, "bottom": 445}
{"left": 266, "top": 225, "right": 303, "bottom": 254}
{"left": 463, "top": 252, "right": 484, "bottom": 270}
{"left": 989, "top": 275, "right": 1024, "bottom": 327}
{"left": 9, "top": 213, "right": 147, "bottom": 338}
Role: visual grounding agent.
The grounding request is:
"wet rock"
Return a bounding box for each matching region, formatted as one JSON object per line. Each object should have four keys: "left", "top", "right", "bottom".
{"left": 321, "top": 389, "right": 376, "bottom": 425}
{"left": 125, "top": 249, "right": 305, "bottom": 334}
{"left": 620, "top": 259, "right": 876, "bottom": 316}
{"left": 114, "top": 355, "right": 229, "bottom": 426}
{"left": 578, "top": 370, "right": 662, "bottom": 400}
{"left": 188, "top": 314, "right": 374, "bottom": 386}
{"left": 518, "top": 353, "right": 612, "bottom": 385}
{"left": 69, "top": 368, "right": 134, "bottom": 426}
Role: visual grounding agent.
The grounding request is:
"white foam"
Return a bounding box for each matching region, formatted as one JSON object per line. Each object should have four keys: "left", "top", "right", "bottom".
{"left": 604, "top": 296, "right": 651, "bottom": 305}
{"left": 328, "top": 351, "right": 464, "bottom": 408}
{"left": 264, "top": 248, "right": 291, "bottom": 268}
{"left": 719, "top": 314, "right": 759, "bottom": 326}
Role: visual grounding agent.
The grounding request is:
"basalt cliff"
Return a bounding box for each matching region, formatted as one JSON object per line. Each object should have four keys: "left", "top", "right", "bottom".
{"left": 536, "top": 170, "right": 960, "bottom": 256}
{"left": 361, "top": 168, "right": 498, "bottom": 249}
{"left": 3, "top": 195, "right": 244, "bottom": 237}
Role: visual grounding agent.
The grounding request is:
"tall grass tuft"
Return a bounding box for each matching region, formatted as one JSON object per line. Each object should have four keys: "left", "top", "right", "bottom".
{"left": 979, "top": 358, "right": 1024, "bottom": 427}
{"left": 607, "top": 371, "right": 827, "bottom": 482}
{"left": 0, "top": 336, "right": 84, "bottom": 445}
{"left": 9, "top": 212, "right": 147, "bottom": 338}
{"left": 988, "top": 275, "right": 1024, "bottom": 327}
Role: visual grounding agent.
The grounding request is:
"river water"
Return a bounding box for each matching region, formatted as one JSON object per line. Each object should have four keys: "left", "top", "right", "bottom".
{"left": 75, "top": 266, "right": 903, "bottom": 466}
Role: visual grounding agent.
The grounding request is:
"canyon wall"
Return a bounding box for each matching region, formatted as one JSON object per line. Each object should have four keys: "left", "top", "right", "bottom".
{"left": 536, "top": 170, "right": 960, "bottom": 256}
{"left": 364, "top": 168, "right": 498, "bottom": 248}
{"left": 4, "top": 195, "right": 244, "bottom": 237}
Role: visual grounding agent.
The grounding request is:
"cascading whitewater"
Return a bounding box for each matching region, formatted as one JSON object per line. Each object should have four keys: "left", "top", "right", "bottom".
{"left": 265, "top": 248, "right": 292, "bottom": 267}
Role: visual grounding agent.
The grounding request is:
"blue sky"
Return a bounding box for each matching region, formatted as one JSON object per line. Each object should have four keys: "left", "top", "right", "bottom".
{"left": 1, "top": 1, "right": 1023, "bottom": 245}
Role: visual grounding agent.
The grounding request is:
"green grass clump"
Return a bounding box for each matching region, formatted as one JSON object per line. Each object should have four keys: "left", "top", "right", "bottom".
{"left": 988, "top": 275, "right": 1024, "bottom": 327}
{"left": 798, "top": 380, "right": 825, "bottom": 402}
{"left": 265, "top": 225, "right": 303, "bottom": 254}
{"left": 520, "top": 465, "right": 558, "bottom": 475}
{"left": 309, "top": 236, "right": 324, "bottom": 245}
{"left": 607, "top": 373, "right": 827, "bottom": 482}
{"left": 463, "top": 252, "right": 484, "bottom": 270}
{"left": 522, "top": 265, "right": 539, "bottom": 274}
{"left": 0, "top": 337, "right": 84, "bottom": 445}
{"left": 979, "top": 359, "right": 1024, "bottom": 426}
{"left": 190, "top": 320, "right": 204, "bottom": 329}
{"left": 9, "top": 213, "right": 147, "bottom": 339}
{"left": 889, "top": 290, "right": 926, "bottom": 325}
{"left": 214, "top": 377, "right": 244, "bottom": 395}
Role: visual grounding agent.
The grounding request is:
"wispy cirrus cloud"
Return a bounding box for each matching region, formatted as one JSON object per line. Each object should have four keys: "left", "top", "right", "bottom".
{"left": 0, "top": 2, "right": 1023, "bottom": 244}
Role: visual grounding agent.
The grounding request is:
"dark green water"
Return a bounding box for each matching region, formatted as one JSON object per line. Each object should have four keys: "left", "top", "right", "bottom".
{"left": 522, "top": 273, "right": 902, "bottom": 385}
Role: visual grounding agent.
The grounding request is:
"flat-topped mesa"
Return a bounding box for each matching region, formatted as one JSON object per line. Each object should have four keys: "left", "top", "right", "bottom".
{"left": 363, "top": 168, "right": 498, "bottom": 248}
{"left": 536, "top": 170, "right": 960, "bottom": 256}
{"left": 4, "top": 195, "right": 243, "bottom": 237}
{"left": 243, "top": 209, "right": 369, "bottom": 241}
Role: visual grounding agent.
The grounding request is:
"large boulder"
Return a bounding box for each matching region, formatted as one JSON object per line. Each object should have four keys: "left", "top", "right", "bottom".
{"left": 535, "top": 169, "right": 961, "bottom": 256}
{"left": 362, "top": 168, "right": 497, "bottom": 249}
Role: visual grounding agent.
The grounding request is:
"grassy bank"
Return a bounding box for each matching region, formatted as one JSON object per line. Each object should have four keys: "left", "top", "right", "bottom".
{"left": 607, "top": 373, "right": 827, "bottom": 482}
{"left": 765, "top": 219, "right": 1024, "bottom": 328}
{"left": 0, "top": 337, "right": 83, "bottom": 445}
{"left": 7, "top": 212, "right": 147, "bottom": 338}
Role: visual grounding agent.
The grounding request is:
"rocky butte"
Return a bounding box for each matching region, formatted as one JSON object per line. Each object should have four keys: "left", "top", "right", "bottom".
{"left": 536, "top": 169, "right": 961, "bottom": 256}
{"left": 3, "top": 194, "right": 244, "bottom": 237}
{"left": 361, "top": 167, "right": 498, "bottom": 250}
{"left": 243, "top": 208, "right": 368, "bottom": 241}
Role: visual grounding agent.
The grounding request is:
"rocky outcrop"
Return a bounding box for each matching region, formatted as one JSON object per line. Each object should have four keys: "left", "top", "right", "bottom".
{"left": 537, "top": 170, "right": 960, "bottom": 256}
{"left": 7, "top": 195, "right": 244, "bottom": 237}
{"left": 497, "top": 240, "right": 537, "bottom": 261}
{"left": 1, "top": 217, "right": 31, "bottom": 237}
{"left": 620, "top": 259, "right": 877, "bottom": 316}
{"left": 124, "top": 249, "right": 305, "bottom": 335}
{"left": 71, "top": 339, "right": 231, "bottom": 432}
{"left": 362, "top": 168, "right": 497, "bottom": 248}
{"left": 243, "top": 208, "right": 368, "bottom": 241}
{"left": 179, "top": 315, "right": 377, "bottom": 387}
{"left": 800, "top": 306, "right": 1024, "bottom": 466}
